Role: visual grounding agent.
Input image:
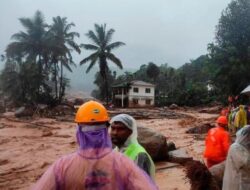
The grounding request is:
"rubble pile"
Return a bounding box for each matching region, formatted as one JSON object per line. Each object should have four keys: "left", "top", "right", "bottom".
{"left": 109, "top": 108, "right": 191, "bottom": 120}
{"left": 186, "top": 122, "right": 214, "bottom": 134}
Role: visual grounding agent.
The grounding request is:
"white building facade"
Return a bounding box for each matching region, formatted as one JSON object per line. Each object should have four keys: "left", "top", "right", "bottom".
{"left": 112, "top": 81, "right": 155, "bottom": 108}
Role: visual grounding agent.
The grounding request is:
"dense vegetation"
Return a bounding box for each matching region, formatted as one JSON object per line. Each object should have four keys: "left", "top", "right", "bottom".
{"left": 1, "top": 0, "right": 250, "bottom": 107}
{"left": 0, "top": 11, "right": 81, "bottom": 106}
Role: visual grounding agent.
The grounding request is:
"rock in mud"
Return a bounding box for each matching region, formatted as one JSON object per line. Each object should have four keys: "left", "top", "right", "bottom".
{"left": 186, "top": 123, "right": 214, "bottom": 134}
{"left": 168, "top": 149, "right": 193, "bottom": 164}
{"left": 41, "top": 130, "right": 53, "bottom": 137}
{"left": 137, "top": 125, "right": 168, "bottom": 161}
{"left": 169, "top": 104, "right": 179, "bottom": 109}
{"left": 15, "top": 106, "right": 34, "bottom": 117}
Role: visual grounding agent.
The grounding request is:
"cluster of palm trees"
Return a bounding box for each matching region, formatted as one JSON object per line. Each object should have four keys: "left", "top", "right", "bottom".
{"left": 1, "top": 10, "right": 125, "bottom": 106}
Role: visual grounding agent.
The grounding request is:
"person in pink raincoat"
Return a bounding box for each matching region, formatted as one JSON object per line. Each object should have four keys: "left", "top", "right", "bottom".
{"left": 32, "top": 101, "right": 158, "bottom": 190}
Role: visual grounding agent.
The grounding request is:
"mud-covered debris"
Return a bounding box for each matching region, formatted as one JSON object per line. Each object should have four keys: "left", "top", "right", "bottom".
{"left": 0, "top": 159, "right": 9, "bottom": 166}
{"left": 169, "top": 104, "right": 179, "bottom": 110}
{"left": 0, "top": 123, "right": 5, "bottom": 129}
{"left": 41, "top": 130, "right": 53, "bottom": 137}
{"left": 168, "top": 149, "right": 193, "bottom": 164}
{"left": 184, "top": 160, "right": 220, "bottom": 190}
{"left": 15, "top": 106, "right": 34, "bottom": 117}
{"left": 40, "top": 161, "right": 50, "bottom": 169}
{"left": 198, "top": 106, "right": 222, "bottom": 114}
{"left": 109, "top": 108, "right": 192, "bottom": 120}
{"left": 186, "top": 123, "right": 214, "bottom": 134}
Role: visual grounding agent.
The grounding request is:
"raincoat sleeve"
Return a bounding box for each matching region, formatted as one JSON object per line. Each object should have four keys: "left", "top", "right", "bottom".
{"left": 229, "top": 144, "right": 250, "bottom": 170}
{"left": 122, "top": 156, "right": 158, "bottom": 190}
{"left": 31, "top": 163, "right": 57, "bottom": 190}
{"left": 135, "top": 152, "right": 151, "bottom": 176}
{"left": 126, "top": 168, "right": 158, "bottom": 190}
{"left": 223, "top": 143, "right": 250, "bottom": 190}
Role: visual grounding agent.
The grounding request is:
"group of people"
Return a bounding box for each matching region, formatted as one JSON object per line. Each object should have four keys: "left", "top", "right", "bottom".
{"left": 32, "top": 100, "right": 157, "bottom": 190}
{"left": 31, "top": 100, "right": 250, "bottom": 190}
{"left": 227, "top": 105, "right": 250, "bottom": 133}
{"left": 204, "top": 115, "right": 250, "bottom": 190}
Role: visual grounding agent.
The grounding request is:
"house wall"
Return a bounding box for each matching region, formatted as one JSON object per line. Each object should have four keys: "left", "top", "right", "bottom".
{"left": 128, "top": 85, "right": 155, "bottom": 107}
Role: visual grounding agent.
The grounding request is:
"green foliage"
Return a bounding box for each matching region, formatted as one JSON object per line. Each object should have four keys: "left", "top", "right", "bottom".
{"left": 80, "top": 24, "right": 125, "bottom": 104}
{"left": 1, "top": 11, "right": 80, "bottom": 106}
{"left": 91, "top": 70, "right": 116, "bottom": 101}
{"left": 146, "top": 62, "right": 160, "bottom": 81}
{"left": 48, "top": 16, "right": 80, "bottom": 101}
{"left": 0, "top": 59, "right": 46, "bottom": 104}
{"left": 208, "top": 0, "right": 250, "bottom": 99}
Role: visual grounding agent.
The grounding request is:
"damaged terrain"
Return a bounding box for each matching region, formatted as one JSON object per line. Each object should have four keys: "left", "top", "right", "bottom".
{"left": 0, "top": 106, "right": 219, "bottom": 190}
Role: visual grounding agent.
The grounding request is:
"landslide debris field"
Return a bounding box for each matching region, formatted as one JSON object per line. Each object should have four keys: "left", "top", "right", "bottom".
{"left": 0, "top": 107, "right": 218, "bottom": 190}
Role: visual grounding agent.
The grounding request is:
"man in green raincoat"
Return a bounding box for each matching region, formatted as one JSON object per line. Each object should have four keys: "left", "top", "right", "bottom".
{"left": 110, "top": 114, "right": 155, "bottom": 180}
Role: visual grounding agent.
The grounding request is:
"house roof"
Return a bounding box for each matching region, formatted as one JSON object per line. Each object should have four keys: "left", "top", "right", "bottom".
{"left": 112, "top": 82, "right": 129, "bottom": 88}
{"left": 112, "top": 80, "right": 155, "bottom": 88}
{"left": 130, "top": 80, "right": 155, "bottom": 87}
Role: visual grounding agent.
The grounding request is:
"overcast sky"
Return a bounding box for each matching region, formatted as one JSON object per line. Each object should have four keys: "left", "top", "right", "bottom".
{"left": 0, "top": 0, "right": 231, "bottom": 70}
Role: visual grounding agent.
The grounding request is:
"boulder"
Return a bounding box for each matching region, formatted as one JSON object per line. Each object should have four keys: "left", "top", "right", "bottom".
{"left": 74, "top": 98, "right": 85, "bottom": 105}
{"left": 186, "top": 123, "right": 214, "bottom": 134}
{"left": 168, "top": 149, "right": 193, "bottom": 164}
{"left": 167, "top": 141, "right": 176, "bottom": 151}
{"left": 169, "top": 104, "right": 179, "bottom": 109}
{"left": 137, "top": 125, "right": 168, "bottom": 161}
{"left": 15, "top": 106, "right": 34, "bottom": 117}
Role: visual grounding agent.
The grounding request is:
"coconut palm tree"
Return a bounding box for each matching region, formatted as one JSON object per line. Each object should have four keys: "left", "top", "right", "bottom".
{"left": 6, "top": 10, "right": 48, "bottom": 72}
{"left": 80, "top": 24, "right": 125, "bottom": 104}
{"left": 49, "top": 16, "right": 81, "bottom": 101}
{"left": 5, "top": 11, "right": 51, "bottom": 102}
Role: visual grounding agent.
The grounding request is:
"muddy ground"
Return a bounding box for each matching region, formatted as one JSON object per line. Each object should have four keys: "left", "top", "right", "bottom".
{"left": 0, "top": 108, "right": 218, "bottom": 190}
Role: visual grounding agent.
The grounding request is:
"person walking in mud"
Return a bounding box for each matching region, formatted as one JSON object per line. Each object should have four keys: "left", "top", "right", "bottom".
{"left": 110, "top": 114, "right": 155, "bottom": 180}
{"left": 204, "top": 116, "right": 231, "bottom": 168}
{"left": 32, "top": 101, "right": 158, "bottom": 190}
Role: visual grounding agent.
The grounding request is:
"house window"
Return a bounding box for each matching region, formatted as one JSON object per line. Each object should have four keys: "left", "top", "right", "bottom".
{"left": 133, "top": 87, "right": 139, "bottom": 93}
{"left": 133, "top": 99, "right": 138, "bottom": 104}
{"left": 145, "top": 88, "right": 151, "bottom": 93}
{"left": 146, "top": 99, "right": 151, "bottom": 105}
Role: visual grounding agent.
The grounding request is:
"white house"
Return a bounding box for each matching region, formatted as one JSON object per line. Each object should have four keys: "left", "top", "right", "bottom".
{"left": 112, "top": 80, "right": 155, "bottom": 108}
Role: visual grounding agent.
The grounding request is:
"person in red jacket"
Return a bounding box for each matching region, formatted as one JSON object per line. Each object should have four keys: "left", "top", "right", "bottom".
{"left": 204, "top": 116, "right": 231, "bottom": 168}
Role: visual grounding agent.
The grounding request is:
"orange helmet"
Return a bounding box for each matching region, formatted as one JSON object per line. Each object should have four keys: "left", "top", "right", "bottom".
{"left": 216, "top": 116, "right": 228, "bottom": 125}
{"left": 75, "top": 101, "right": 109, "bottom": 123}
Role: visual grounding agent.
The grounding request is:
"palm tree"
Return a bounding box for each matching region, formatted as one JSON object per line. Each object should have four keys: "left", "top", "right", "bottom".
{"left": 49, "top": 16, "right": 81, "bottom": 101}
{"left": 6, "top": 10, "right": 48, "bottom": 68}
{"left": 80, "top": 24, "right": 125, "bottom": 104}
{"left": 5, "top": 10, "right": 49, "bottom": 96}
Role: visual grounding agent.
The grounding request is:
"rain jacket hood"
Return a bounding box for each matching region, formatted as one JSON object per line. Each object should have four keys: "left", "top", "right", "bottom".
{"left": 110, "top": 114, "right": 138, "bottom": 147}
{"left": 76, "top": 124, "right": 112, "bottom": 159}
{"left": 236, "top": 125, "right": 250, "bottom": 150}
